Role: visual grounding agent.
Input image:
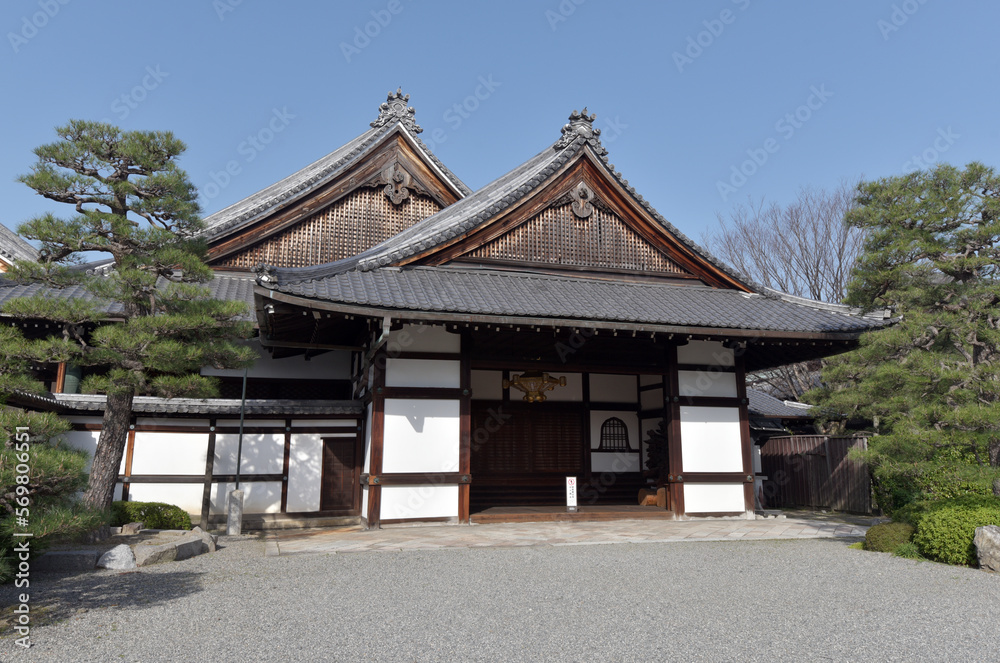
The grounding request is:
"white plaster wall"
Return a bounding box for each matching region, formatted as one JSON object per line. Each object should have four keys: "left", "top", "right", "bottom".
{"left": 381, "top": 485, "right": 459, "bottom": 520}
{"left": 382, "top": 399, "right": 460, "bottom": 474}
{"left": 130, "top": 432, "right": 208, "bottom": 475}
{"left": 210, "top": 481, "right": 282, "bottom": 514}
{"left": 202, "top": 342, "right": 351, "bottom": 380}
{"left": 542, "top": 372, "right": 582, "bottom": 402}
{"left": 388, "top": 324, "right": 461, "bottom": 353}
{"left": 385, "top": 358, "right": 461, "bottom": 388}
{"left": 678, "top": 370, "right": 738, "bottom": 398}
{"left": 590, "top": 374, "right": 637, "bottom": 403}
{"left": 214, "top": 433, "right": 284, "bottom": 475}
{"left": 677, "top": 340, "right": 734, "bottom": 367}
{"left": 640, "top": 387, "right": 663, "bottom": 410}
{"left": 471, "top": 370, "right": 504, "bottom": 400}
{"left": 61, "top": 430, "right": 118, "bottom": 474}
{"left": 680, "top": 406, "right": 744, "bottom": 473}
{"left": 683, "top": 483, "right": 746, "bottom": 513}
{"left": 286, "top": 433, "right": 322, "bottom": 512}
{"left": 361, "top": 485, "right": 369, "bottom": 518}
{"left": 130, "top": 483, "right": 204, "bottom": 514}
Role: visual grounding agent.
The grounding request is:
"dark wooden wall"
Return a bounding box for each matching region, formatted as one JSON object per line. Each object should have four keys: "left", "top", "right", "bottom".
{"left": 760, "top": 435, "right": 872, "bottom": 514}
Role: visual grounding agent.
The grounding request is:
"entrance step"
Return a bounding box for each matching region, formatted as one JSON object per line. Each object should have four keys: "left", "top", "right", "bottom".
{"left": 470, "top": 505, "right": 675, "bottom": 524}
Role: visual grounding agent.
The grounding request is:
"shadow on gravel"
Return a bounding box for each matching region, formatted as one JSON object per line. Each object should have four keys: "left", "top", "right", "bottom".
{"left": 0, "top": 569, "right": 206, "bottom": 635}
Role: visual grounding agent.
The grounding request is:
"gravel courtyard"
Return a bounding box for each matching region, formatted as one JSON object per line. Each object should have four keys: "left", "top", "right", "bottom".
{"left": 2, "top": 531, "right": 998, "bottom": 662}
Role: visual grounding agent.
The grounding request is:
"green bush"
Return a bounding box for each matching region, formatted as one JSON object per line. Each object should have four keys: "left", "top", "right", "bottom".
{"left": 110, "top": 501, "right": 191, "bottom": 530}
{"left": 893, "top": 542, "right": 923, "bottom": 559}
{"left": 912, "top": 496, "right": 1000, "bottom": 566}
{"left": 864, "top": 522, "right": 915, "bottom": 552}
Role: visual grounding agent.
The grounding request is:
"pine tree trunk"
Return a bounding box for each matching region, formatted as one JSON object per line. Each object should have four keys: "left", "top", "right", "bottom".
{"left": 82, "top": 390, "right": 135, "bottom": 510}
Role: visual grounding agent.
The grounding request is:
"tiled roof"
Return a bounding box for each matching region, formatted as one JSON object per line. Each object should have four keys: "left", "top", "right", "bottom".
{"left": 201, "top": 90, "right": 471, "bottom": 242}
{"left": 747, "top": 388, "right": 816, "bottom": 419}
{"left": 0, "top": 269, "right": 257, "bottom": 321}
{"left": 28, "top": 392, "right": 362, "bottom": 416}
{"left": 266, "top": 265, "right": 889, "bottom": 335}
{"left": 0, "top": 223, "right": 38, "bottom": 265}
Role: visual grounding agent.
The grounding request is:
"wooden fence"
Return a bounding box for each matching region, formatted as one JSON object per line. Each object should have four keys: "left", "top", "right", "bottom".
{"left": 759, "top": 435, "right": 872, "bottom": 514}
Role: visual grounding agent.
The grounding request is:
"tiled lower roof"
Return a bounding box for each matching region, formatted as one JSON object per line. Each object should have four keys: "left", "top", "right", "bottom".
{"left": 267, "top": 266, "right": 889, "bottom": 335}
{"left": 747, "top": 389, "right": 816, "bottom": 419}
{"left": 45, "top": 393, "right": 362, "bottom": 416}
{"left": 0, "top": 272, "right": 257, "bottom": 320}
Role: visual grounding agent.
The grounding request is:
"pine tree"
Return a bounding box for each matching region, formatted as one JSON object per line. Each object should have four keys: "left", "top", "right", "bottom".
{"left": 2, "top": 120, "right": 256, "bottom": 510}
{"left": 0, "top": 325, "right": 98, "bottom": 582}
{"left": 806, "top": 162, "right": 1000, "bottom": 511}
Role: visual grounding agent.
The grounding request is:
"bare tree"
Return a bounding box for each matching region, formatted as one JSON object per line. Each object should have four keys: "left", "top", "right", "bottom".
{"left": 704, "top": 181, "right": 865, "bottom": 303}
{"left": 702, "top": 181, "right": 867, "bottom": 399}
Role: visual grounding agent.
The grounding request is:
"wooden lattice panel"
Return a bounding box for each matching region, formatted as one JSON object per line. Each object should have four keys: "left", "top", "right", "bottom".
{"left": 215, "top": 188, "right": 442, "bottom": 269}
{"left": 466, "top": 203, "right": 690, "bottom": 274}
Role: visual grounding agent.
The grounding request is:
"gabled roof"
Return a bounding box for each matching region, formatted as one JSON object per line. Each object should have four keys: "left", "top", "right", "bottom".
{"left": 201, "top": 89, "right": 471, "bottom": 243}
{"left": 0, "top": 223, "right": 38, "bottom": 266}
{"left": 261, "top": 109, "right": 751, "bottom": 289}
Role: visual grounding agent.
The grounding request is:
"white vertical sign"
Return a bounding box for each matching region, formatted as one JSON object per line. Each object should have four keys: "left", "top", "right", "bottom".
{"left": 566, "top": 476, "right": 578, "bottom": 512}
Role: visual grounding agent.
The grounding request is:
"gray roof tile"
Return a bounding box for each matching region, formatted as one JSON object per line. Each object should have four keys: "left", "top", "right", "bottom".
{"left": 269, "top": 265, "right": 889, "bottom": 334}
{"left": 0, "top": 223, "right": 38, "bottom": 265}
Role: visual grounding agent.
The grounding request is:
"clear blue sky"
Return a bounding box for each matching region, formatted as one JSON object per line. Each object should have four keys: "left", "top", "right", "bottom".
{"left": 2, "top": 1, "right": 997, "bottom": 245}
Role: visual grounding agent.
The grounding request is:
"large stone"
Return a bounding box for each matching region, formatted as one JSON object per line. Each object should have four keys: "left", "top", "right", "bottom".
{"left": 121, "top": 522, "right": 144, "bottom": 535}
{"left": 34, "top": 550, "right": 99, "bottom": 573}
{"left": 97, "top": 544, "right": 136, "bottom": 570}
{"left": 190, "top": 526, "right": 218, "bottom": 553}
{"left": 974, "top": 525, "right": 1000, "bottom": 572}
{"left": 173, "top": 533, "right": 206, "bottom": 561}
{"left": 133, "top": 541, "right": 178, "bottom": 567}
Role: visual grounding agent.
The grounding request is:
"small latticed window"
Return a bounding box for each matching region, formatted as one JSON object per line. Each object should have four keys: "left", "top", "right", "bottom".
{"left": 598, "top": 417, "right": 632, "bottom": 451}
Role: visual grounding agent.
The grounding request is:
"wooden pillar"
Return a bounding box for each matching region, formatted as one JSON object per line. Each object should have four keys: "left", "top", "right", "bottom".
{"left": 280, "top": 418, "right": 292, "bottom": 513}
{"left": 735, "top": 349, "right": 755, "bottom": 514}
{"left": 458, "top": 332, "right": 472, "bottom": 524}
{"left": 121, "top": 422, "right": 137, "bottom": 502}
{"left": 54, "top": 362, "right": 67, "bottom": 394}
{"left": 367, "top": 347, "right": 386, "bottom": 529}
{"left": 665, "top": 345, "right": 684, "bottom": 517}
{"left": 200, "top": 419, "right": 217, "bottom": 529}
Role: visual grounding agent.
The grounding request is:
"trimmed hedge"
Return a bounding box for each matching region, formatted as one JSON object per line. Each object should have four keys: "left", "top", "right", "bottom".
{"left": 110, "top": 501, "right": 192, "bottom": 531}
{"left": 865, "top": 522, "right": 915, "bottom": 553}
{"left": 912, "top": 496, "right": 1000, "bottom": 566}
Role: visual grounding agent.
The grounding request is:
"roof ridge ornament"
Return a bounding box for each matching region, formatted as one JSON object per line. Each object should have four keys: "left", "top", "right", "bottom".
{"left": 554, "top": 107, "right": 607, "bottom": 156}
{"left": 370, "top": 87, "right": 423, "bottom": 134}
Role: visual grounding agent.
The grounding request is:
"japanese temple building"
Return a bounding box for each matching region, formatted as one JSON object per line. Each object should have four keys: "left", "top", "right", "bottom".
{"left": 5, "top": 90, "right": 890, "bottom": 528}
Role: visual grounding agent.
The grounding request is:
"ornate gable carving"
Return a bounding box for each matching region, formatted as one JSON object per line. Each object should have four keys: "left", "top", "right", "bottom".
{"left": 464, "top": 200, "right": 691, "bottom": 276}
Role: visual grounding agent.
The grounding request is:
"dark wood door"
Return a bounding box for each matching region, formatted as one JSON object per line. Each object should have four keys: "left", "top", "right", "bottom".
{"left": 321, "top": 437, "right": 357, "bottom": 512}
